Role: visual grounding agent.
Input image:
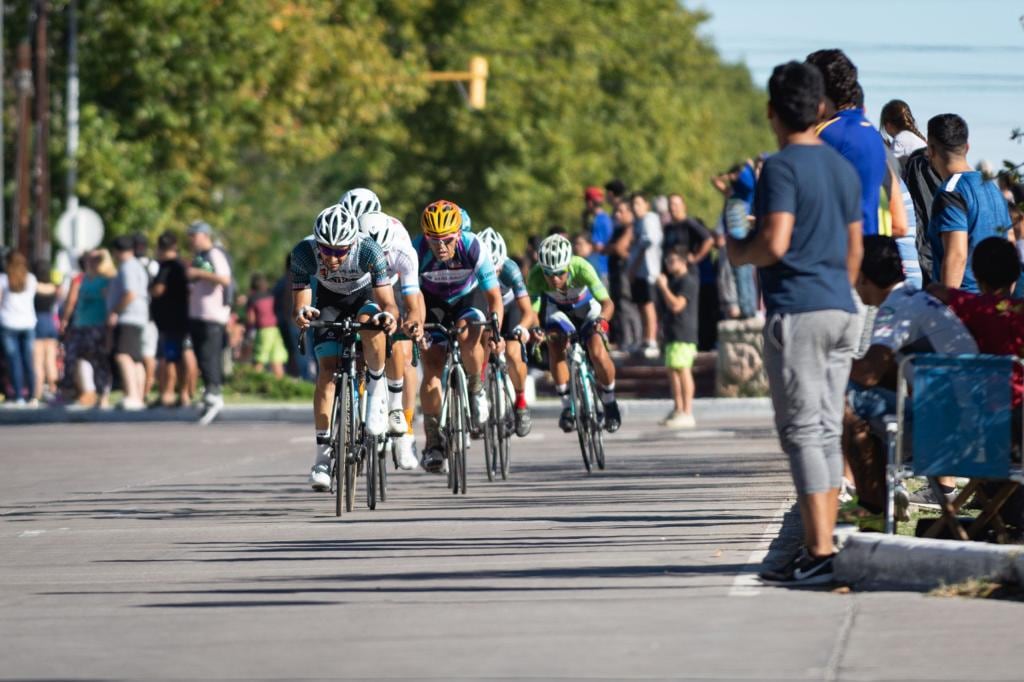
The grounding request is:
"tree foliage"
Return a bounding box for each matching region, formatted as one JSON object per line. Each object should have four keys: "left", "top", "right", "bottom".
{"left": 6, "top": 0, "right": 772, "bottom": 277}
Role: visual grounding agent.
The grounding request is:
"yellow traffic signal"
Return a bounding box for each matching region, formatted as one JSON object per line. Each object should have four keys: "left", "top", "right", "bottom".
{"left": 424, "top": 56, "right": 489, "bottom": 110}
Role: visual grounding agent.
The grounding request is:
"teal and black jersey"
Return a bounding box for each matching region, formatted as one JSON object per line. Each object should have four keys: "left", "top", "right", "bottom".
{"left": 290, "top": 234, "right": 391, "bottom": 297}
{"left": 498, "top": 258, "right": 528, "bottom": 305}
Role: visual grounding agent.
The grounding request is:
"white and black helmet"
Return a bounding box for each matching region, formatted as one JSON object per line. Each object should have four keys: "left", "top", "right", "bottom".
{"left": 313, "top": 204, "right": 359, "bottom": 247}
{"left": 338, "top": 187, "right": 381, "bottom": 219}
{"left": 358, "top": 211, "right": 396, "bottom": 251}
{"left": 538, "top": 234, "right": 572, "bottom": 272}
{"left": 478, "top": 227, "right": 507, "bottom": 269}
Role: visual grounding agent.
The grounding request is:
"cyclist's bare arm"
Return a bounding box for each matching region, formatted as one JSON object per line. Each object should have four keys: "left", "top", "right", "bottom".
{"left": 292, "top": 288, "right": 317, "bottom": 329}
{"left": 599, "top": 296, "right": 615, "bottom": 321}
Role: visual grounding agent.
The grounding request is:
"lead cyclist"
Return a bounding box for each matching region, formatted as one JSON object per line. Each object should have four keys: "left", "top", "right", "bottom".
{"left": 357, "top": 210, "right": 425, "bottom": 470}
{"left": 291, "top": 204, "right": 399, "bottom": 491}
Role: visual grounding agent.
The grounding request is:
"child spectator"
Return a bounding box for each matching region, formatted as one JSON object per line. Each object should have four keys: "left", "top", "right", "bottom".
{"left": 571, "top": 232, "right": 594, "bottom": 261}
{"left": 655, "top": 246, "right": 699, "bottom": 428}
{"left": 246, "top": 273, "right": 287, "bottom": 378}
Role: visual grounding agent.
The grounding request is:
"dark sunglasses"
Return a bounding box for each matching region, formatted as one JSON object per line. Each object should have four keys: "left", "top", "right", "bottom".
{"left": 318, "top": 243, "right": 351, "bottom": 257}
{"left": 542, "top": 268, "right": 567, "bottom": 277}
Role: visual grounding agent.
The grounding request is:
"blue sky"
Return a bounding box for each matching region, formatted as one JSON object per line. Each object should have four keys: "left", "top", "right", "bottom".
{"left": 691, "top": 0, "right": 1024, "bottom": 167}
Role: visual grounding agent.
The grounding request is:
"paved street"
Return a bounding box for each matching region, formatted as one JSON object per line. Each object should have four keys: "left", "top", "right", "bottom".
{"left": 2, "top": 412, "right": 1023, "bottom": 680}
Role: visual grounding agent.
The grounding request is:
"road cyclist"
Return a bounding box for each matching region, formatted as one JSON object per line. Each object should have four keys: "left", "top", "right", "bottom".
{"left": 357, "top": 210, "right": 425, "bottom": 471}
{"left": 413, "top": 199, "right": 504, "bottom": 475}
{"left": 290, "top": 203, "right": 399, "bottom": 492}
{"left": 527, "top": 234, "right": 621, "bottom": 435}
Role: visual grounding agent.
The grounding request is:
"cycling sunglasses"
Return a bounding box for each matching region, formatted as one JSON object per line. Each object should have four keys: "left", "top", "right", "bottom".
{"left": 318, "top": 243, "right": 352, "bottom": 258}
{"left": 426, "top": 234, "right": 459, "bottom": 246}
{"left": 542, "top": 268, "right": 567, "bottom": 277}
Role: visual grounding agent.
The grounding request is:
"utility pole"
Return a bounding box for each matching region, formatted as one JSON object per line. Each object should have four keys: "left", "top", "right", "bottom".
{"left": 13, "top": 40, "right": 32, "bottom": 255}
{"left": 32, "top": 0, "right": 51, "bottom": 262}
{"left": 66, "top": 0, "right": 79, "bottom": 257}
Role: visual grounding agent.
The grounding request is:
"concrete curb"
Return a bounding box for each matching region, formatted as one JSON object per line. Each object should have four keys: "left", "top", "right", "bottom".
{"left": 834, "top": 532, "right": 1024, "bottom": 590}
{"left": 0, "top": 397, "right": 773, "bottom": 425}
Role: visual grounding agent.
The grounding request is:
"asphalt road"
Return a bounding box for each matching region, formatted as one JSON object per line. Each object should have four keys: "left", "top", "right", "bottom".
{"left": 2, "top": 412, "right": 1023, "bottom": 680}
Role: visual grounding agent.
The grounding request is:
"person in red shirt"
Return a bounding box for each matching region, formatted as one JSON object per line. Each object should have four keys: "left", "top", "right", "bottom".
{"left": 928, "top": 236, "right": 1024, "bottom": 407}
{"left": 246, "top": 273, "right": 288, "bottom": 378}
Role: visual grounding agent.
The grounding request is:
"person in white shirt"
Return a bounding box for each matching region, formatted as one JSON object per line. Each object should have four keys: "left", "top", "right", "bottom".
{"left": 0, "top": 251, "right": 56, "bottom": 405}
{"left": 880, "top": 99, "right": 927, "bottom": 173}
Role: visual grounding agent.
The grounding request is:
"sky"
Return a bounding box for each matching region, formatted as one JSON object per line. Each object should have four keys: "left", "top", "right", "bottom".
{"left": 691, "top": 0, "right": 1024, "bottom": 168}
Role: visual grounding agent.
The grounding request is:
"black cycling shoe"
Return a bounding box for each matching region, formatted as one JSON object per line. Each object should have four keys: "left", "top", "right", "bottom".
{"left": 558, "top": 407, "right": 576, "bottom": 433}
{"left": 421, "top": 446, "right": 445, "bottom": 474}
{"left": 603, "top": 400, "right": 621, "bottom": 433}
{"left": 514, "top": 407, "right": 532, "bottom": 437}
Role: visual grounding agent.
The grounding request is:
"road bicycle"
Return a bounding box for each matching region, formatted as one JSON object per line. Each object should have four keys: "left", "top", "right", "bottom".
{"left": 482, "top": 344, "right": 516, "bottom": 481}
{"left": 300, "top": 317, "right": 391, "bottom": 515}
{"left": 422, "top": 314, "right": 499, "bottom": 494}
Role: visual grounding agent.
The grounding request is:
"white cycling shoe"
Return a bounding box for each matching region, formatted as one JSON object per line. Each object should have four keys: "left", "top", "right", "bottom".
{"left": 471, "top": 388, "right": 489, "bottom": 428}
{"left": 309, "top": 463, "right": 331, "bottom": 491}
{"left": 388, "top": 409, "right": 408, "bottom": 436}
{"left": 364, "top": 386, "right": 388, "bottom": 437}
{"left": 395, "top": 434, "right": 419, "bottom": 470}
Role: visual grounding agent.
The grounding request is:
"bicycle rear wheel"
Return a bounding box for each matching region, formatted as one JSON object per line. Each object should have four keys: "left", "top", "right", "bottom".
{"left": 499, "top": 380, "right": 513, "bottom": 480}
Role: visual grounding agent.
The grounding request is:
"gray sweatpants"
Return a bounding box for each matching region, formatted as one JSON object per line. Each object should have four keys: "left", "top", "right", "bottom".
{"left": 763, "top": 309, "right": 859, "bottom": 495}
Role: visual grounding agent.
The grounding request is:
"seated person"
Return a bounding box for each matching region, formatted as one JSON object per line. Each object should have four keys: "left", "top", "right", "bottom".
{"left": 928, "top": 235, "right": 1024, "bottom": 455}
{"left": 843, "top": 236, "right": 977, "bottom": 512}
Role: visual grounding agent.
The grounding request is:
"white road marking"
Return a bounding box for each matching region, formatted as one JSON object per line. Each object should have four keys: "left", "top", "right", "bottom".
{"left": 728, "top": 499, "right": 793, "bottom": 597}
{"left": 18, "top": 530, "right": 46, "bottom": 537}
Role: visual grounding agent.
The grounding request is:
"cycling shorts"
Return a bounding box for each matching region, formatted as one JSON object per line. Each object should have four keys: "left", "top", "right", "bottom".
{"left": 542, "top": 298, "right": 602, "bottom": 338}
{"left": 423, "top": 287, "right": 487, "bottom": 344}
{"left": 500, "top": 300, "right": 524, "bottom": 340}
{"left": 313, "top": 286, "right": 380, "bottom": 359}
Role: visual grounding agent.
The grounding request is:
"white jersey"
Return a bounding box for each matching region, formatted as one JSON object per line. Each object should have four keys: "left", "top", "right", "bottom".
{"left": 871, "top": 282, "right": 978, "bottom": 359}
{"left": 381, "top": 217, "right": 420, "bottom": 296}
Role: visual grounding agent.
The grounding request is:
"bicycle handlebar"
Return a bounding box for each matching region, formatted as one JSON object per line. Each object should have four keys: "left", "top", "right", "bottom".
{"left": 297, "top": 317, "right": 390, "bottom": 356}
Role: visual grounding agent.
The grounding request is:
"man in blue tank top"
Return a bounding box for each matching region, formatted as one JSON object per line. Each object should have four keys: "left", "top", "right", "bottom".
{"left": 926, "top": 113, "right": 1013, "bottom": 294}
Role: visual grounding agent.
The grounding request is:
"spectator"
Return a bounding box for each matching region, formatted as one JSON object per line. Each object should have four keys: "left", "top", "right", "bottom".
{"left": 807, "top": 49, "right": 888, "bottom": 238}
{"left": 582, "top": 186, "right": 613, "bottom": 283}
{"left": 186, "top": 220, "right": 232, "bottom": 423}
{"left": 247, "top": 273, "right": 288, "bottom": 378}
{"left": 903, "top": 145, "right": 943, "bottom": 285}
{"left": 604, "top": 178, "right": 627, "bottom": 208}
{"left": 926, "top": 113, "right": 1013, "bottom": 293}
{"left": 571, "top": 232, "right": 593, "bottom": 261}
{"left": 655, "top": 246, "right": 699, "bottom": 429}
{"left": 663, "top": 194, "right": 713, "bottom": 264}
{"left": 729, "top": 61, "right": 863, "bottom": 585}
{"left": 1, "top": 252, "right": 52, "bottom": 405}
{"left": 133, "top": 233, "right": 160, "bottom": 400}
{"left": 31, "top": 260, "right": 61, "bottom": 403}
{"left": 608, "top": 201, "right": 642, "bottom": 353}
{"left": 151, "top": 231, "right": 194, "bottom": 407}
{"left": 880, "top": 99, "right": 927, "bottom": 172}
{"left": 844, "top": 236, "right": 977, "bottom": 511}
{"left": 274, "top": 253, "right": 306, "bottom": 380}
{"left": 107, "top": 236, "right": 151, "bottom": 410}
{"left": 627, "top": 192, "right": 664, "bottom": 359}
{"left": 63, "top": 250, "right": 116, "bottom": 407}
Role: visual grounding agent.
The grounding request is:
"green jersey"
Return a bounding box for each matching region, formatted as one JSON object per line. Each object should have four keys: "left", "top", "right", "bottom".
{"left": 527, "top": 256, "right": 608, "bottom": 311}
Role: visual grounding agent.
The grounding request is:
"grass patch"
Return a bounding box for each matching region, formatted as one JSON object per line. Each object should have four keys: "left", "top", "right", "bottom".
{"left": 930, "top": 578, "right": 1024, "bottom": 601}
{"left": 224, "top": 366, "right": 315, "bottom": 402}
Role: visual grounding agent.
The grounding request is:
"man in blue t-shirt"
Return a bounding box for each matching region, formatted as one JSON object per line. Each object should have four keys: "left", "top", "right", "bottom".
{"left": 582, "top": 186, "right": 612, "bottom": 281}
{"left": 728, "top": 61, "right": 863, "bottom": 587}
{"left": 807, "top": 49, "right": 887, "bottom": 237}
{"left": 925, "top": 113, "right": 1013, "bottom": 293}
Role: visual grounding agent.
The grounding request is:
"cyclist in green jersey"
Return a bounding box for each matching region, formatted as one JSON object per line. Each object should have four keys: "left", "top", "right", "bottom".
{"left": 527, "top": 235, "right": 621, "bottom": 433}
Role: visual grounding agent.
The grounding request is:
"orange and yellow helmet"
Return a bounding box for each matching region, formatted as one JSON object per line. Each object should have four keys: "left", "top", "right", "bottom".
{"left": 421, "top": 200, "right": 463, "bottom": 237}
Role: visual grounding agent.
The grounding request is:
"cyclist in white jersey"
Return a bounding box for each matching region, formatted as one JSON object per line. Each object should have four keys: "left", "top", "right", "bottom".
{"left": 291, "top": 204, "right": 399, "bottom": 491}
{"left": 358, "top": 211, "right": 424, "bottom": 470}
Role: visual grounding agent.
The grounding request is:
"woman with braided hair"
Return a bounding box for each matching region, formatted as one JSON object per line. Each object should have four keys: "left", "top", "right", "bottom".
{"left": 880, "top": 99, "right": 927, "bottom": 171}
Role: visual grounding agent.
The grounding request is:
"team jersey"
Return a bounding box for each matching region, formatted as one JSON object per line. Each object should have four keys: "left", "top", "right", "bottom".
{"left": 413, "top": 231, "right": 498, "bottom": 304}
{"left": 290, "top": 233, "right": 391, "bottom": 296}
{"left": 817, "top": 109, "right": 887, "bottom": 236}
{"left": 375, "top": 217, "right": 420, "bottom": 296}
{"left": 527, "top": 255, "right": 608, "bottom": 311}
{"left": 497, "top": 258, "right": 528, "bottom": 305}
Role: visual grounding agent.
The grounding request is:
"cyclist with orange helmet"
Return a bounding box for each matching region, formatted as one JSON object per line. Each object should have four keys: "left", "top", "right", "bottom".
{"left": 414, "top": 199, "right": 504, "bottom": 474}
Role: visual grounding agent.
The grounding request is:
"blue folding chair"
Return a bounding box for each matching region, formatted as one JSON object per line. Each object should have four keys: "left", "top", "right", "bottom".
{"left": 886, "top": 354, "right": 1024, "bottom": 540}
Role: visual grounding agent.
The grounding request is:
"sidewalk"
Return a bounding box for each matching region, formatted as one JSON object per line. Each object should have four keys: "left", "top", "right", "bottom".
{"left": 0, "top": 397, "right": 773, "bottom": 425}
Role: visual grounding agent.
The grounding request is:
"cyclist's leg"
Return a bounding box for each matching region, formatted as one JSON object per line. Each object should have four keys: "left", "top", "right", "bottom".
{"left": 355, "top": 299, "right": 388, "bottom": 436}
{"left": 455, "top": 289, "right": 489, "bottom": 428}
{"left": 582, "top": 304, "right": 620, "bottom": 432}
{"left": 544, "top": 309, "right": 574, "bottom": 431}
{"left": 418, "top": 293, "right": 450, "bottom": 472}
{"left": 385, "top": 283, "right": 410, "bottom": 437}
{"left": 310, "top": 344, "right": 340, "bottom": 489}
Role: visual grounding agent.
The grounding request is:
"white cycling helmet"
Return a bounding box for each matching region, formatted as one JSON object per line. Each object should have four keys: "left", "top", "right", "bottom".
{"left": 538, "top": 234, "right": 572, "bottom": 273}
{"left": 313, "top": 204, "right": 359, "bottom": 247}
{"left": 478, "top": 227, "right": 507, "bottom": 269}
{"left": 338, "top": 187, "right": 381, "bottom": 219}
{"left": 358, "top": 211, "right": 396, "bottom": 251}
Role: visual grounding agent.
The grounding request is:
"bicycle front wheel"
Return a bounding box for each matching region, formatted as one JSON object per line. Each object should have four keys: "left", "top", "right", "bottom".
{"left": 588, "top": 379, "right": 606, "bottom": 470}
{"left": 378, "top": 437, "right": 388, "bottom": 503}
{"left": 572, "top": 367, "right": 593, "bottom": 473}
{"left": 449, "top": 368, "right": 468, "bottom": 495}
{"left": 365, "top": 436, "right": 377, "bottom": 510}
{"left": 331, "top": 385, "right": 344, "bottom": 517}
{"left": 344, "top": 375, "right": 359, "bottom": 513}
